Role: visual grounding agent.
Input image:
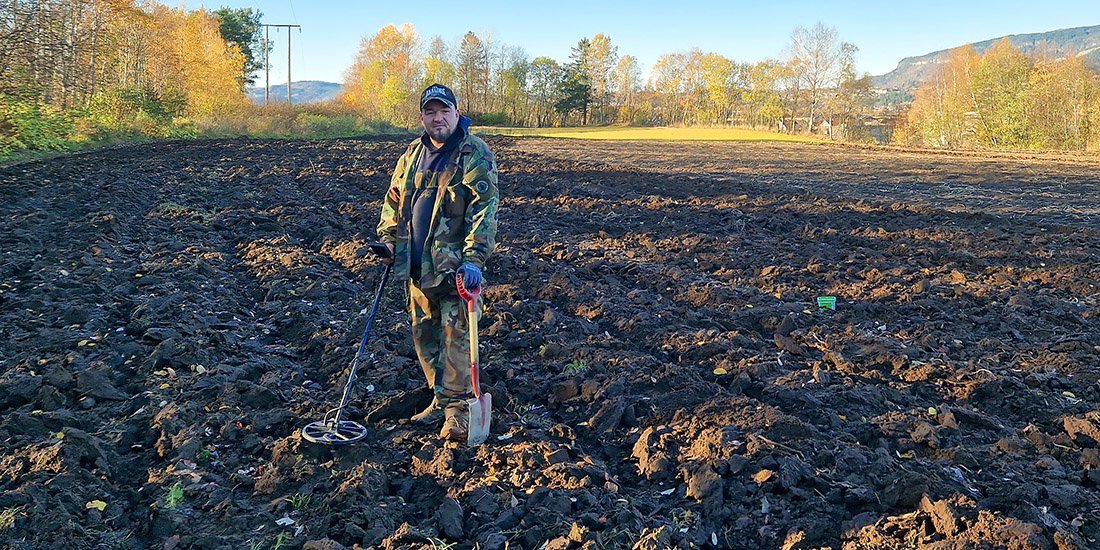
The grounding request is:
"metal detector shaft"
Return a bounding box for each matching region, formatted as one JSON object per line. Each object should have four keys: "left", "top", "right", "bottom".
{"left": 331, "top": 264, "right": 392, "bottom": 425}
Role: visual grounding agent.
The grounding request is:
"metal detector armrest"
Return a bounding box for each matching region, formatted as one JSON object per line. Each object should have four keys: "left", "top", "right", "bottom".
{"left": 368, "top": 241, "right": 393, "bottom": 259}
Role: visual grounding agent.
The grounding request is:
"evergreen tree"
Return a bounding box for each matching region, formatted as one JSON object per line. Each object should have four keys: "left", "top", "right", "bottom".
{"left": 555, "top": 38, "right": 593, "bottom": 124}
{"left": 213, "top": 7, "right": 265, "bottom": 87}
{"left": 457, "top": 31, "right": 489, "bottom": 114}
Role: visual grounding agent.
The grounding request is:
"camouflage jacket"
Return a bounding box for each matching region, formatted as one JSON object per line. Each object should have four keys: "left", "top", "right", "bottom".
{"left": 377, "top": 131, "right": 499, "bottom": 289}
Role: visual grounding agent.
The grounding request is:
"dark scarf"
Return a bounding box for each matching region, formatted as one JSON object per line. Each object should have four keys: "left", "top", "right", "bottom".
{"left": 421, "top": 115, "right": 471, "bottom": 171}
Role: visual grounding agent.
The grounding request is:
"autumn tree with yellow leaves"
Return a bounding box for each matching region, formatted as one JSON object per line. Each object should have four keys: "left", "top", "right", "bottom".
{"left": 1027, "top": 54, "right": 1099, "bottom": 150}
{"left": 340, "top": 23, "right": 420, "bottom": 124}
{"left": 1, "top": 0, "right": 251, "bottom": 154}
{"left": 895, "top": 46, "right": 981, "bottom": 148}
{"left": 143, "top": 4, "right": 248, "bottom": 117}
{"left": 898, "top": 39, "right": 1100, "bottom": 151}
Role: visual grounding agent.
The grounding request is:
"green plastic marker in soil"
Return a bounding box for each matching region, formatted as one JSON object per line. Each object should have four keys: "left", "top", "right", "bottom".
{"left": 817, "top": 296, "right": 837, "bottom": 310}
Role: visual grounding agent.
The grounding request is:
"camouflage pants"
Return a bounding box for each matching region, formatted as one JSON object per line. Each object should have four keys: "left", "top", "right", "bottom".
{"left": 408, "top": 281, "right": 480, "bottom": 397}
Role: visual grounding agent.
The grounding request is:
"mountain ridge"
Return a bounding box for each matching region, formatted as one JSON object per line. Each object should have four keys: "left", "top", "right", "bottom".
{"left": 874, "top": 24, "right": 1100, "bottom": 91}
{"left": 246, "top": 80, "right": 341, "bottom": 104}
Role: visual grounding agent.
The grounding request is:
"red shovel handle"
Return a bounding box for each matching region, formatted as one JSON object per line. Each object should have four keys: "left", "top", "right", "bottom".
{"left": 456, "top": 273, "right": 482, "bottom": 398}
{"left": 456, "top": 273, "right": 481, "bottom": 311}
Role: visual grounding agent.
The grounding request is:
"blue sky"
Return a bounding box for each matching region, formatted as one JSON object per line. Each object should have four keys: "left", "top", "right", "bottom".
{"left": 200, "top": 0, "right": 1099, "bottom": 85}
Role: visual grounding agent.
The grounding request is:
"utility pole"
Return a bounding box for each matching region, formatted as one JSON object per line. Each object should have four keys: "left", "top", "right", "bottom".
{"left": 264, "top": 24, "right": 269, "bottom": 105}
{"left": 261, "top": 24, "right": 301, "bottom": 105}
{"left": 287, "top": 26, "right": 293, "bottom": 103}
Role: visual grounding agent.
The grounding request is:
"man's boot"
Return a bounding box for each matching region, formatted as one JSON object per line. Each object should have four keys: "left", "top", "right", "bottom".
{"left": 411, "top": 395, "right": 445, "bottom": 424}
{"left": 440, "top": 399, "right": 469, "bottom": 441}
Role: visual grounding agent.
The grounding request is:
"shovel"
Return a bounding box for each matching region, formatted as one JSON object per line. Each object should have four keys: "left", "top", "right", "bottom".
{"left": 457, "top": 273, "right": 491, "bottom": 446}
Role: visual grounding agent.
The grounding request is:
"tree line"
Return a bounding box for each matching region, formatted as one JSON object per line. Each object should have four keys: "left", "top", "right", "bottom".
{"left": 340, "top": 22, "right": 876, "bottom": 141}
{"left": 895, "top": 39, "right": 1100, "bottom": 151}
{"left": 0, "top": 0, "right": 260, "bottom": 154}
{"left": 3, "top": 2, "right": 1098, "bottom": 154}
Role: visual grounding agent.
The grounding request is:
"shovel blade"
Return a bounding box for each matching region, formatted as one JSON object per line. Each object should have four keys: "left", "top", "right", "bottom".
{"left": 466, "top": 393, "right": 492, "bottom": 446}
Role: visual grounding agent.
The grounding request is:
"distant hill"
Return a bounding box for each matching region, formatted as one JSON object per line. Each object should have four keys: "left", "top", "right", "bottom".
{"left": 874, "top": 24, "right": 1100, "bottom": 91}
{"left": 246, "top": 80, "right": 341, "bottom": 104}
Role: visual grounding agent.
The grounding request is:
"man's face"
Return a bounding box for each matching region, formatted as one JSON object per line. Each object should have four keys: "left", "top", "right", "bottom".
{"left": 421, "top": 100, "right": 459, "bottom": 145}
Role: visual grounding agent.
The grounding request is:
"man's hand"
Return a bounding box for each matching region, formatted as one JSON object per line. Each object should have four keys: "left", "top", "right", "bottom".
{"left": 456, "top": 263, "right": 482, "bottom": 289}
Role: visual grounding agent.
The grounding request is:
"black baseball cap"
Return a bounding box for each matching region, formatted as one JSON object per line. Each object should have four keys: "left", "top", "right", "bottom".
{"left": 420, "top": 83, "right": 457, "bottom": 110}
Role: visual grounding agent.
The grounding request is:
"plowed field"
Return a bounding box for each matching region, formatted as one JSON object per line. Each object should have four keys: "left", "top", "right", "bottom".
{"left": 1, "top": 137, "right": 1098, "bottom": 549}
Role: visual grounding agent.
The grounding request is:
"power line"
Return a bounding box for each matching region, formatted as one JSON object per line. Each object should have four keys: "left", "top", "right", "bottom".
{"left": 287, "top": 0, "right": 299, "bottom": 26}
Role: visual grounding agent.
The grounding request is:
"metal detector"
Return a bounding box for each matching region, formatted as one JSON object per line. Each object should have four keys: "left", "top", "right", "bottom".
{"left": 302, "top": 246, "right": 392, "bottom": 445}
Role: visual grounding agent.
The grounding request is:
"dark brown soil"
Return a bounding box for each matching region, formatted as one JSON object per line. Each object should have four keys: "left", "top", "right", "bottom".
{"left": 1, "top": 136, "right": 1098, "bottom": 550}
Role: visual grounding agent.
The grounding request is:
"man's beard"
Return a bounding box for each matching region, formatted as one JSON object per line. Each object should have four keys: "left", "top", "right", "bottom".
{"left": 428, "top": 126, "right": 453, "bottom": 143}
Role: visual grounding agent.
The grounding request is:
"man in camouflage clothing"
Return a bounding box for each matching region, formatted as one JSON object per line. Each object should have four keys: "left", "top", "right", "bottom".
{"left": 377, "top": 83, "right": 499, "bottom": 441}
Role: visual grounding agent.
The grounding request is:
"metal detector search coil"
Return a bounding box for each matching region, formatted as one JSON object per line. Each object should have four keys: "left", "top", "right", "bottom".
{"left": 302, "top": 263, "right": 391, "bottom": 445}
